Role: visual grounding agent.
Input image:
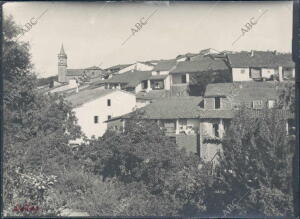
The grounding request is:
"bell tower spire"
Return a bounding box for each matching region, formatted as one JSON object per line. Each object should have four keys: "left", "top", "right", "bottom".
{"left": 58, "top": 43, "right": 68, "bottom": 83}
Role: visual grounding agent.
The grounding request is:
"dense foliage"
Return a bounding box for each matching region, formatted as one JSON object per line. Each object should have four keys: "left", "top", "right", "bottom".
{"left": 3, "top": 15, "right": 81, "bottom": 215}
{"left": 207, "top": 107, "right": 295, "bottom": 216}
{"left": 3, "top": 15, "right": 296, "bottom": 217}
{"left": 188, "top": 70, "right": 232, "bottom": 96}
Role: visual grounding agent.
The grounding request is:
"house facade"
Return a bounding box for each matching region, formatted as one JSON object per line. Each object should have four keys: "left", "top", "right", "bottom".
{"left": 227, "top": 51, "right": 295, "bottom": 82}
{"left": 66, "top": 87, "right": 136, "bottom": 139}
{"left": 107, "top": 81, "right": 294, "bottom": 163}
{"left": 170, "top": 56, "right": 230, "bottom": 95}
{"left": 104, "top": 70, "right": 152, "bottom": 93}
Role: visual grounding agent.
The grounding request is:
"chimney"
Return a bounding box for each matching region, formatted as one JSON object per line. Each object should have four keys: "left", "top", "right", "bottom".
{"left": 76, "top": 80, "right": 79, "bottom": 93}
{"left": 274, "top": 50, "right": 277, "bottom": 55}
{"left": 278, "top": 66, "right": 283, "bottom": 81}
{"left": 250, "top": 50, "right": 254, "bottom": 57}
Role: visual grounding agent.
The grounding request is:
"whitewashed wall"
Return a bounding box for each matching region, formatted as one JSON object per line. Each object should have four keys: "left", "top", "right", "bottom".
{"left": 232, "top": 68, "right": 251, "bottom": 81}
{"left": 73, "top": 90, "right": 136, "bottom": 138}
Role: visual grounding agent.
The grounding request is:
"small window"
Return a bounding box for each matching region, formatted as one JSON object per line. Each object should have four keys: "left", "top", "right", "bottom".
{"left": 252, "top": 100, "right": 263, "bottom": 109}
{"left": 287, "top": 120, "right": 296, "bottom": 136}
{"left": 241, "top": 69, "right": 245, "bottom": 74}
{"left": 108, "top": 115, "right": 112, "bottom": 120}
{"left": 142, "top": 80, "right": 148, "bottom": 89}
{"left": 179, "top": 119, "right": 187, "bottom": 128}
{"left": 107, "top": 99, "right": 111, "bottom": 106}
{"left": 94, "top": 116, "right": 98, "bottom": 124}
{"left": 213, "top": 124, "right": 219, "bottom": 137}
{"left": 268, "top": 100, "right": 276, "bottom": 109}
{"left": 157, "top": 71, "right": 160, "bottom": 75}
{"left": 181, "top": 74, "right": 187, "bottom": 83}
{"left": 215, "top": 97, "right": 221, "bottom": 109}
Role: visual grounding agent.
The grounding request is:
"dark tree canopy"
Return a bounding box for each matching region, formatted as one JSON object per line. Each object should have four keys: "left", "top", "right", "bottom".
{"left": 208, "top": 107, "right": 294, "bottom": 216}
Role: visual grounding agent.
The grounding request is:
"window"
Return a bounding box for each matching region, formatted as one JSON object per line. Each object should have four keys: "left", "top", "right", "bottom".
{"left": 241, "top": 69, "right": 245, "bottom": 74}
{"left": 142, "top": 80, "right": 148, "bottom": 89}
{"left": 250, "top": 68, "right": 262, "bottom": 79}
{"left": 215, "top": 97, "right": 221, "bottom": 109}
{"left": 179, "top": 119, "right": 187, "bottom": 130}
{"left": 213, "top": 124, "right": 219, "bottom": 137}
{"left": 107, "top": 115, "right": 112, "bottom": 120}
{"left": 151, "top": 80, "right": 164, "bottom": 90}
{"left": 157, "top": 71, "right": 160, "bottom": 75}
{"left": 252, "top": 100, "right": 263, "bottom": 109}
{"left": 181, "top": 74, "right": 187, "bottom": 83}
{"left": 94, "top": 116, "right": 98, "bottom": 124}
{"left": 287, "top": 120, "right": 296, "bottom": 136}
{"left": 107, "top": 99, "right": 111, "bottom": 106}
{"left": 268, "top": 100, "right": 276, "bottom": 109}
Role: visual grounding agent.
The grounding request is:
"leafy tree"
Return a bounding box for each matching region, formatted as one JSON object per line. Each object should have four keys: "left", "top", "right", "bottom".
{"left": 209, "top": 107, "right": 294, "bottom": 216}
{"left": 3, "top": 15, "right": 81, "bottom": 215}
{"left": 76, "top": 114, "right": 211, "bottom": 216}
{"left": 189, "top": 70, "right": 232, "bottom": 96}
{"left": 278, "top": 82, "right": 295, "bottom": 113}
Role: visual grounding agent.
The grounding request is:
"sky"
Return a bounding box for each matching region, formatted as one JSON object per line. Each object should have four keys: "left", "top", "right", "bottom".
{"left": 4, "top": 1, "right": 293, "bottom": 78}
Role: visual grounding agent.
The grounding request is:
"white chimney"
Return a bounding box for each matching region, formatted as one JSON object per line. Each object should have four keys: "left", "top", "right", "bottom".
{"left": 278, "top": 66, "right": 283, "bottom": 82}
{"left": 76, "top": 80, "right": 79, "bottom": 93}
{"left": 250, "top": 50, "right": 254, "bottom": 57}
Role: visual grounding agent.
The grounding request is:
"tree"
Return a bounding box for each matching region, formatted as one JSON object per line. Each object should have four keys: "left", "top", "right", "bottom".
{"left": 209, "top": 107, "right": 294, "bottom": 216}
{"left": 188, "top": 70, "right": 232, "bottom": 96}
{"left": 76, "top": 113, "right": 211, "bottom": 216}
{"left": 3, "top": 15, "right": 81, "bottom": 215}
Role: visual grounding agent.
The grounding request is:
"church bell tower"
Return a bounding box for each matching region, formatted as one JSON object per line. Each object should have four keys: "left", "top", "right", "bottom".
{"left": 58, "top": 44, "right": 67, "bottom": 83}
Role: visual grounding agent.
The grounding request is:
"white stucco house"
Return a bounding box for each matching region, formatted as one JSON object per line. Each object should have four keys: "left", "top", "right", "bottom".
{"left": 66, "top": 86, "right": 136, "bottom": 139}
{"left": 227, "top": 51, "right": 295, "bottom": 82}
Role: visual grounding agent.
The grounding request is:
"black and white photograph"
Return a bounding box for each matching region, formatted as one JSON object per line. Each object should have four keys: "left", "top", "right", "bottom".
{"left": 2, "top": 1, "right": 298, "bottom": 217}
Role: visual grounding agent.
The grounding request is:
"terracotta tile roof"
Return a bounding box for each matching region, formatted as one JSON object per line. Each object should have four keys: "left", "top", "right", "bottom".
{"left": 136, "top": 90, "right": 172, "bottom": 100}
{"left": 152, "top": 60, "right": 177, "bottom": 71}
{"left": 126, "top": 96, "right": 204, "bottom": 119}
{"left": 227, "top": 51, "right": 294, "bottom": 68}
{"left": 205, "top": 81, "right": 287, "bottom": 98}
{"left": 65, "top": 87, "right": 114, "bottom": 107}
{"left": 105, "top": 64, "right": 132, "bottom": 70}
{"left": 104, "top": 70, "right": 152, "bottom": 88}
{"left": 198, "top": 109, "right": 294, "bottom": 119}
{"left": 149, "top": 74, "right": 168, "bottom": 80}
{"left": 66, "top": 69, "right": 85, "bottom": 76}
{"left": 85, "top": 66, "right": 102, "bottom": 70}
{"left": 199, "top": 110, "right": 235, "bottom": 119}
{"left": 204, "top": 82, "right": 292, "bottom": 111}
{"left": 176, "top": 53, "right": 198, "bottom": 59}
{"left": 170, "top": 57, "right": 228, "bottom": 74}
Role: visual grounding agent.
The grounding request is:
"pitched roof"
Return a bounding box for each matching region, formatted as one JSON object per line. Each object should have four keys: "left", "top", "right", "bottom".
{"left": 152, "top": 59, "right": 177, "bottom": 71}
{"left": 105, "top": 64, "right": 132, "bottom": 71}
{"left": 205, "top": 81, "right": 286, "bottom": 97}
{"left": 85, "top": 66, "right": 102, "bottom": 70}
{"left": 176, "top": 53, "right": 198, "bottom": 59}
{"left": 59, "top": 44, "right": 67, "bottom": 56}
{"left": 149, "top": 74, "right": 168, "bottom": 80}
{"left": 104, "top": 70, "right": 152, "bottom": 87}
{"left": 66, "top": 69, "right": 85, "bottom": 76}
{"left": 170, "top": 57, "right": 228, "bottom": 74}
{"left": 65, "top": 87, "right": 114, "bottom": 107}
{"left": 136, "top": 90, "right": 172, "bottom": 100}
{"left": 125, "top": 96, "right": 203, "bottom": 119}
{"left": 198, "top": 109, "right": 293, "bottom": 119}
{"left": 204, "top": 82, "right": 289, "bottom": 109}
{"left": 227, "top": 51, "right": 294, "bottom": 68}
